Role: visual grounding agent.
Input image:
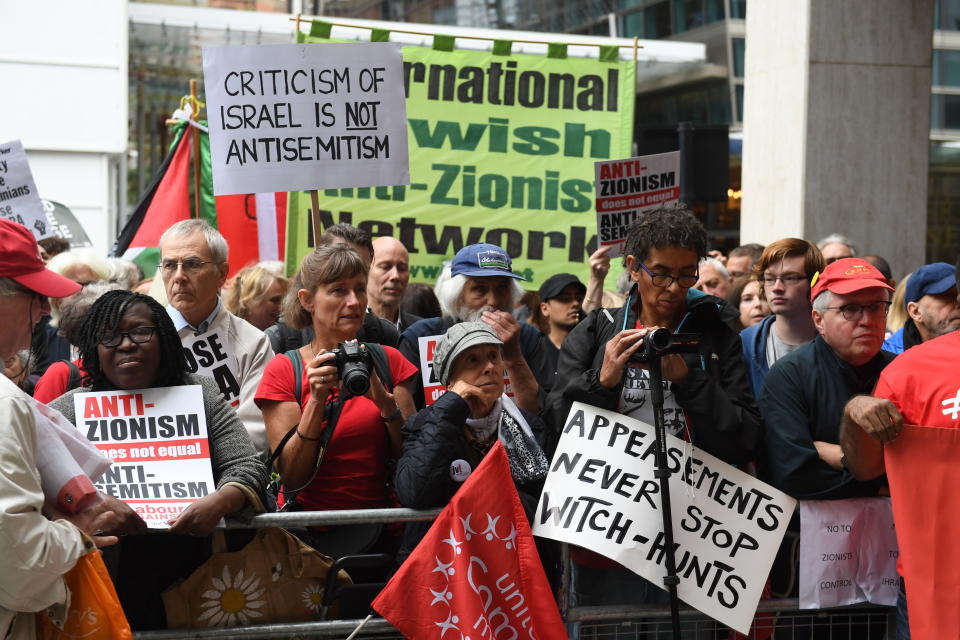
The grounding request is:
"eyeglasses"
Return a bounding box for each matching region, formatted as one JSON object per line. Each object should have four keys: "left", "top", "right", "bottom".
{"left": 100, "top": 326, "right": 156, "bottom": 348}
{"left": 637, "top": 263, "right": 699, "bottom": 289}
{"left": 762, "top": 274, "right": 808, "bottom": 287}
{"left": 825, "top": 301, "right": 891, "bottom": 321}
{"left": 158, "top": 258, "right": 216, "bottom": 275}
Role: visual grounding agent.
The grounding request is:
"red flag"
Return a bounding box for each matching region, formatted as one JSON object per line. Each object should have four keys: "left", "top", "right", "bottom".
{"left": 128, "top": 131, "right": 192, "bottom": 250}
{"left": 373, "top": 442, "right": 567, "bottom": 639}
{"left": 885, "top": 424, "right": 960, "bottom": 640}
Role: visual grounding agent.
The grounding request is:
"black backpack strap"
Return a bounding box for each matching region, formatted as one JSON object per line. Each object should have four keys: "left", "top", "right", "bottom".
{"left": 62, "top": 360, "right": 81, "bottom": 391}
{"left": 267, "top": 349, "right": 305, "bottom": 469}
{"left": 363, "top": 342, "right": 393, "bottom": 391}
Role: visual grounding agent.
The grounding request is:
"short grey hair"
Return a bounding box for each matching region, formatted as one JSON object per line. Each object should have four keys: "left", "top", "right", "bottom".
{"left": 812, "top": 290, "right": 833, "bottom": 314}
{"left": 46, "top": 250, "right": 111, "bottom": 281}
{"left": 817, "top": 233, "right": 857, "bottom": 256}
{"left": 0, "top": 277, "right": 28, "bottom": 297}
{"left": 58, "top": 281, "right": 125, "bottom": 345}
{"left": 434, "top": 266, "right": 524, "bottom": 321}
{"left": 699, "top": 256, "right": 729, "bottom": 278}
{"left": 159, "top": 219, "right": 228, "bottom": 264}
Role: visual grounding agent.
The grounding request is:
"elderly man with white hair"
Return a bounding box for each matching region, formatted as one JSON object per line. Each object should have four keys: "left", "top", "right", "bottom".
{"left": 694, "top": 255, "right": 732, "bottom": 300}
{"left": 398, "top": 243, "right": 550, "bottom": 412}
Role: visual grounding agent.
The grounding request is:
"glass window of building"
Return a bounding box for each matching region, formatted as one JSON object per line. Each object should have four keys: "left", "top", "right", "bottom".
{"left": 735, "top": 83, "right": 744, "bottom": 122}
{"left": 936, "top": 0, "right": 960, "bottom": 30}
{"left": 931, "top": 94, "right": 960, "bottom": 130}
{"left": 933, "top": 49, "right": 960, "bottom": 87}
{"left": 645, "top": 1, "right": 672, "bottom": 38}
{"left": 730, "top": 0, "right": 746, "bottom": 19}
{"left": 732, "top": 37, "right": 745, "bottom": 78}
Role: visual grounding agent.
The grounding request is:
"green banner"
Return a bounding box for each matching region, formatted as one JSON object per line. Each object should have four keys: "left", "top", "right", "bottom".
{"left": 287, "top": 33, "right": 635, "bottom": 287}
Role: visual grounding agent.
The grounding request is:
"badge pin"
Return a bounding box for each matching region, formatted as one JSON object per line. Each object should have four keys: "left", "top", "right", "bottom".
{"left": 450, "top": 459, "right": 472, "bottom": 482}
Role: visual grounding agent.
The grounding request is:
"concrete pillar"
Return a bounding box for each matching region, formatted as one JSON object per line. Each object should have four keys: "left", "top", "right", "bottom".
{"left": 740, "top": 1, "right": 933, "bottom": 277}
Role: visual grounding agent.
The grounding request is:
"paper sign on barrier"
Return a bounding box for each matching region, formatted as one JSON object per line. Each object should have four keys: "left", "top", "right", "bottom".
{"left": 74, "top": 385, "right": 215, "bottom": 529}
{"left": 799, "top": 498, "right": 899, "bottom": 609}
{"left": 533, "top": 402, "right": 796, "bottom": 635}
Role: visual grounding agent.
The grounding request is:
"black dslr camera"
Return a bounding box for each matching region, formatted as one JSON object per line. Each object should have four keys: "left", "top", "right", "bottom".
{"left": 632, "top": 328, "right": 702, "bottom": 363}
{"left": 331, "top": 341, "right": 373, "bottom": 396}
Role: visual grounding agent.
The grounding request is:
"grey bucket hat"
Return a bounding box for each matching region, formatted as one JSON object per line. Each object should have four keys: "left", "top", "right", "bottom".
{"left": 432, "top": 321, "right": 503, "bottom": 387}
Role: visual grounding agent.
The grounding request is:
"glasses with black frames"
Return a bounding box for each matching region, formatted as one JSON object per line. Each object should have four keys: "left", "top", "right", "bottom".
{"left": 824, "top": 301, "right": 891, "bottom": 322}
{"left": 637, "top": 263, "right": 699, "bottom": 289}
{"left": 100, "top": 326, "right": 157, "bottom": 348}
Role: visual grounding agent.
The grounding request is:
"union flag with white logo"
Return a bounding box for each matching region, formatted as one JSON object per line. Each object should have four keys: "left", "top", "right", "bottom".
{"left": 373, "top": 441, "right": 566, "bottom": 639}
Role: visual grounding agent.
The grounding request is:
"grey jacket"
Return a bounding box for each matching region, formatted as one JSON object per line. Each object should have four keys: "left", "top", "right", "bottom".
{"left": 49, "top": 374, "right": 270, "bottom": 520}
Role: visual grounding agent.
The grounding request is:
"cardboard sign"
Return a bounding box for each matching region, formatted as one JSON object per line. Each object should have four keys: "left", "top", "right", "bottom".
{"left": 799, "top": 498, "right": 899, "bottom": 609}
{"left": 74, "top": 385, "right": 215, "bottom": 529}
{"left": 533, "top": 402, "right": 796, "bottom": 635}
{"left": 180, "top": 329, "right": 241, "bottom": 407}
{"left": 594, "top": 151, "right": 680, "bottom": 258}
{"left": 202, "top": 42, "right": 410, "bottom": 196}
{"left": 417, "top": 333, "right": 513, "bottom": 405}
{"left": 0, "top": 139, "right": 51, "bottom": 239}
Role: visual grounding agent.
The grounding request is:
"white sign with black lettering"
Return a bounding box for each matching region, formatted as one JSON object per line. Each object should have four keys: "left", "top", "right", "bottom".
{"left": 594, "top": 151, "right": 680, "bottom": 258}
{"left": 799, "top": 498, "right": 899, "bottom": 609}
{"left": 180, "top": 329, "right": 242, "bottom": 408}
{"left": 202, "top": 42, "right": 410, "bottom": 195}
{"left": 0, "top": 139, "right": 51, "bottom": 239}
{"left": 74, "top": 385, "right": 214, "bottom": 529}
{"left": 533, "top": 402, "right": 796, "bottom": 635}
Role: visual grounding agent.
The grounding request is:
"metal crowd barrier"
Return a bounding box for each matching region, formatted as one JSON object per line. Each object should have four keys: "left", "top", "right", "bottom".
{"left": 131, "top": 508, "right": 895, "bottom": 640}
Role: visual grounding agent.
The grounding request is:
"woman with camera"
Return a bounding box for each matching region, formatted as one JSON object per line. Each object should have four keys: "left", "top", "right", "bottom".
{"left": 255, "top": 244, "right": 417, "bottom": 556}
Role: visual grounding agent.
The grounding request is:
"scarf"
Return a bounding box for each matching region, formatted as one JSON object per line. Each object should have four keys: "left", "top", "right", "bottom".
{"left": 465, "top": 394, "right": 549, "bottom": 485}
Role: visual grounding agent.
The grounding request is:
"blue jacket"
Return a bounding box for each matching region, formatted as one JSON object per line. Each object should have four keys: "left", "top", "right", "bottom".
{"left": 740, "top": 314, "right": 776, "bottom": 398}
{"left": 882, "top": 328, "right": 904, "bottom": 354}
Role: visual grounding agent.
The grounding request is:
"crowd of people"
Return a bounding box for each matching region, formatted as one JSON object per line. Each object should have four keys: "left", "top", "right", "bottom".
{"left": 1, "top": 209, "right": 957, "bottom": 637}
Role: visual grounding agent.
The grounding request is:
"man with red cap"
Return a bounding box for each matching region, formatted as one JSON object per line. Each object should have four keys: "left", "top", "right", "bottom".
{"left": 758, "top": 257, "right": 895, "bottom": 499}
{"left": 0, "top": 219, "right": 120, "bottom": 637}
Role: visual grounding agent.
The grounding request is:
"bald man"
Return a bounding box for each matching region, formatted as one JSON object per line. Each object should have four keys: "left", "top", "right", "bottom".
{"left": 368, "top": 236, "right": 422, "bottom": 332}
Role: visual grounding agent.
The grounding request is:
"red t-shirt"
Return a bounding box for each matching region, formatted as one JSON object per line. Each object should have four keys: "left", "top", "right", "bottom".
{"left": 254, "top": 346, "right": 416, "bottom": 511}
{"left": 874, "top": 331, "right": 960, "bottom": 428}
{"left": 34, "top": 359, "right": 86, "bottom": 404}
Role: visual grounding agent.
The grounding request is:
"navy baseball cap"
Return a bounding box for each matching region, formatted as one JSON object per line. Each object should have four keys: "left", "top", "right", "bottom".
{"left": 905, "top": 262, "right": 957, "bottom": 305}
{"left": 450, "top": 243, "right": 524, "bottom": 280}
{"left": 539, "top": 273, "right": 586, "bottom": 301}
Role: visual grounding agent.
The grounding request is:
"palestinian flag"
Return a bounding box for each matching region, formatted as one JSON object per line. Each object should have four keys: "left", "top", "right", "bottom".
{"left": 114, "top": 121, "right": 286, "bottom": 278}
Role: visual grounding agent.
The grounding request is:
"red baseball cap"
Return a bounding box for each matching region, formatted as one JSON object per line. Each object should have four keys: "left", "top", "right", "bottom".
{"left": 0, "top": 219, "right": 81, "bottom": 297}
{"left": 809, "top": 257, "right": 893, "bottom": 301}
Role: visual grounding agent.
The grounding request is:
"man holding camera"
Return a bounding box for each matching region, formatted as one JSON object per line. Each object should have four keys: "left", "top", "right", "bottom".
{"left": 548, "top": 207, "right": 762, "bottom": 465}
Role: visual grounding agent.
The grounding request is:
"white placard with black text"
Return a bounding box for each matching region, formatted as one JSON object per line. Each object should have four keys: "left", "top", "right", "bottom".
{"left": 202, "top": 42, "right": 410, "bottom": 195}
{"left": 533, "top": 402, "right": 796, "bottom": 635}
{"left": 0, "top": 139, "right": 51, "bottom": 239}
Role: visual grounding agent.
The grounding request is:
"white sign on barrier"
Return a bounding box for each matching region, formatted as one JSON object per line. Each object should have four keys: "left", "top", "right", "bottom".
{"left": 0, "top": 139, "right": 51, "bottom": 239}
{"left": 799, "top": 498, "right": 899, "bottom": 609}
{"left": 74, "top": 385, "right": 215, "bottom": 529}
{"left": 202, "top": 42, "right": 410, "bottom": 196}
{"left": 533, "top": 402, "right": 796, "bottom": 635}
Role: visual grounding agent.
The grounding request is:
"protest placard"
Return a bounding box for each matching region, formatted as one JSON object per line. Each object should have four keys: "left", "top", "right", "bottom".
{"left": 180, "top": 329, "right": 241, "bottom": 408}
{"left": 0, "top": 139, "right": 51, "bottom": 239}
{"left": 417, "top": 334, "right": 513, "bottom": 406}
{"left": 533, "top": 402, "right": 795, "bottom": 634}
{"left": 74, "top": 385, "right": 215, "bottom": 529}
{"left": 594, "top": 151, "right": 680, "bottom": 258}
{"left": 799, "top": 498, "right": 899, "bottom": 609}
{"left": 202, "top": 42, "right": 409, "bottom": 196}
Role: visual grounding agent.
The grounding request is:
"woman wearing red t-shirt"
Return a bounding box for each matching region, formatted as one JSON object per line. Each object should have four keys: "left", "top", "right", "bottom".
{"left": 255, "top": 243, "right": 417, "bottom": 556}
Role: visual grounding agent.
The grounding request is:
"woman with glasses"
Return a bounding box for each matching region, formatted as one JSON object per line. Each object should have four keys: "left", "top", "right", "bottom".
{"left": 48, "top": 289, "right": 269, "bottom": 630}
{"left": 545, "top": 206, "right": 764, "bottom": 618}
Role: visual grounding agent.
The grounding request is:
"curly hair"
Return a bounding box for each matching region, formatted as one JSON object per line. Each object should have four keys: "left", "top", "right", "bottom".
{"left": 621, "top": 206, "right": 708, "bottom": 268}
{"left": 76, "top": 290, "right": 188, "bottom": 390}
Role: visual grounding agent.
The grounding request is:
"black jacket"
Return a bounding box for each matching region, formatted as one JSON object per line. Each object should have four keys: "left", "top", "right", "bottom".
{"left": 758, "top": 335, "right": 892, "bottom": 500}
{"left": 395, "top": 391, "right": 549, "bottom": 559}
{"left": 545, "top": 285, "right": 762, "bottom": 466}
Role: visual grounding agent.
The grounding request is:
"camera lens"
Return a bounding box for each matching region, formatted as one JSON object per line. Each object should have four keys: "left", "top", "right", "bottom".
{"left": 341, "top": 365, "right": 370, "bottom": 396}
